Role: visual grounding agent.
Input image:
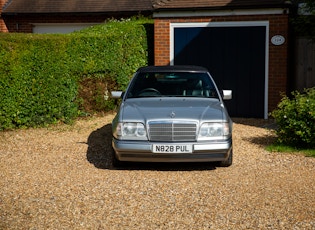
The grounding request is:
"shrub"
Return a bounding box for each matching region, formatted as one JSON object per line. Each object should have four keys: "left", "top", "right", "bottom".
{"left": 0, "top": 18, "right": 153, "bottom": 130}
{"left": 0, "top": 34, "right": 78, "bottom": 130}
{"left": 70, "top": 17, "right": 152, "bottom": 112}
{"left": 69, "top": 18, "right": 151, "bottom": 89}
{"left": 78, "top": 77, "right": 117, "bottom": 113}
{"left": 271, "top": 87, "right": 315, "bottom": 148}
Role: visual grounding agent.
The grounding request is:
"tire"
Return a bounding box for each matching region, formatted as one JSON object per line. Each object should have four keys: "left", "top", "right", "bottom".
{"left": 218, "top": 150, "right": 233, "bottom": 167}
{"left": 112, "top": 155, "right": 121, "bottom": 168}
{"left": 109, "top": 147, "right": 121, "bottom": 169}
{"left": 111, "top": 149, "right": 126, "bottom": 169}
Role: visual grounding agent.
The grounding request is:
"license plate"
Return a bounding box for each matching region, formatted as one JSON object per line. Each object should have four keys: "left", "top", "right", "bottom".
{"left": 152, "top": 144, "right": 192, "bottom": 153}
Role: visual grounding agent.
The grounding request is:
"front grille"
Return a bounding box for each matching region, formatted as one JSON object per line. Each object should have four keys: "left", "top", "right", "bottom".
{"left": 149, "top": 122, "right": 197, "bottom": 141}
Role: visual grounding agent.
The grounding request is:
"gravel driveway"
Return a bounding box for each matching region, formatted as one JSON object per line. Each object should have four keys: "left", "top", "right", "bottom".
{"left": 1, "top": 114, "right": 314, "bottom": 229}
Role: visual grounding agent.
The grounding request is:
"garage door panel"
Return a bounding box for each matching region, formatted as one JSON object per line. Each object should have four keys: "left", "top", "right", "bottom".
{"left": 174, "top": 26, "right": 266, "bottom": 118}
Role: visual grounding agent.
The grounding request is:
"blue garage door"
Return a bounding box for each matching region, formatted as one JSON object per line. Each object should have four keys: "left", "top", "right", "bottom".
{"left": 174, "top": 25, "right": 267, "bottom": 118}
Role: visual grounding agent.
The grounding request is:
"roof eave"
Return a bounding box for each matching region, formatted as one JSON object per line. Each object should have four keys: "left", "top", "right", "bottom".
{"left": 1, "top": 9, "right": 153, "bottom": 15}
{"left": 154, "top": 3, "right": 291, "bottom": 12}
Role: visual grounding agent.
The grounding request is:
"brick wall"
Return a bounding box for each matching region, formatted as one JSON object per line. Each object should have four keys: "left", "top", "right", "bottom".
{"left": 1, "top": 12, "right": 145, "bottom": 33}
{"left": 154, "top": 14, "right": 289, "bottom": 113}
{"left": 0, "top": 0, "right": 8, "bottom": 32}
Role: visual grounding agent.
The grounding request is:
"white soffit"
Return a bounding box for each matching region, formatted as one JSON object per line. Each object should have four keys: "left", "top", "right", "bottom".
{"left": 154, "top": 8, "right": 287, "bottom": 18}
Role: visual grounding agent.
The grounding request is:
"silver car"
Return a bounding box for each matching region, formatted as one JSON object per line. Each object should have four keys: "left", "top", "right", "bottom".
{"left": 111, "top": 65, "right": 233, "bottom": 167}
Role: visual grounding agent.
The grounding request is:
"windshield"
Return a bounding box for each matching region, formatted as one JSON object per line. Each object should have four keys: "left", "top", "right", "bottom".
{"left": 126, "top": 72, "right": 219, "bottom": 99}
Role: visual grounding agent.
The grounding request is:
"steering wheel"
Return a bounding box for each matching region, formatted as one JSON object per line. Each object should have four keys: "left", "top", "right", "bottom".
{"left": 138, "top": 88, "right": 161, "bottom": 96}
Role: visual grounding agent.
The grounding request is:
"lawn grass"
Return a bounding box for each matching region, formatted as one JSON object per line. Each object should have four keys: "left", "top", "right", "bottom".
{"left": 266, "top": 144, "right": 315, "bottom": 157}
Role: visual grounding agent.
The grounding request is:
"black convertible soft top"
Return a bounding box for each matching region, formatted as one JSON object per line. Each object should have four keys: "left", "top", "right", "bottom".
{"left": 137, "top": 65, "right": 209, "bottom": 73}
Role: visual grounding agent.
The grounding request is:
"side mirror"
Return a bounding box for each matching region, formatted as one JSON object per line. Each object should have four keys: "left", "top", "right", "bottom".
{"left": 222, "top": 90, "right": 232, "bottom": 100}
{"left": 111, "top": 91, "right": 123, "bottom": 99}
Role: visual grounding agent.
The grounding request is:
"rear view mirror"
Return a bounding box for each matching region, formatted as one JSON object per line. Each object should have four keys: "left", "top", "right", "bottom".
{"left": 222, "top": 90, "right": 232, "bottom": 100}
{"left": 111, "top": 91, "right": 123, "bottom": 99}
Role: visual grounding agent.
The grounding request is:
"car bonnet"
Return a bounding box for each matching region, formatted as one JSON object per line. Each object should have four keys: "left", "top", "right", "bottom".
{"left": 120, "top": 97, "right": 226, "bottom": 122}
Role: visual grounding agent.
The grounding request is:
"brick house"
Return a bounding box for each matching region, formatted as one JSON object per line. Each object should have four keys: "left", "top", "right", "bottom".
{"left": 153, "top": 0, "right": 292, "bottom": 118}
{"left": 0, "top": 0, "right": 153, "bottom": 33}
{"left": 0, "top": 0, "right": 293, "bottom": 118}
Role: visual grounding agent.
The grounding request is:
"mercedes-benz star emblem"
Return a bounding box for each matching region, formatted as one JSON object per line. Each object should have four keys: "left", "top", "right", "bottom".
{"left": 170, "top": 111, "right": 176, "bottom": 118}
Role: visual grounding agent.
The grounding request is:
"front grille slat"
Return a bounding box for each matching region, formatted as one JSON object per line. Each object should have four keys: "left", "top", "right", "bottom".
{"left": 149, "top": 122, "right": 197, "bottom": 141}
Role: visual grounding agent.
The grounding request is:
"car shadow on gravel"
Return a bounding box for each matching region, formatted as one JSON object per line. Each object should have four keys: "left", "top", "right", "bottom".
{"left": 232, "top": 117, "right": 278, "bottom": 129}
{"left": 87, "top": 124, "right": 114, "bottom": 169}
{"left": 244, "top": 135, "right": 278, "bottom": 148}
{"left": 113, "top": 162, "right": 217, "bottom": 171}
{"left": 86, "top": 124, "right": 217, "bottom": 171}
{"left": 232, "top": 118, "right": 278, "bottom": 148}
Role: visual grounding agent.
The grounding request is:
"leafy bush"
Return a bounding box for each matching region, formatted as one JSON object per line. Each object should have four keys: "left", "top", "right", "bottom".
{"left": 0, "top": 18, "right": 153, "bottom": 130}
{"left": 78, "top": 77, "right": 117, "bottom": 113}
{"left": 69, "top": 18, "right": 151, "bottom": 89}
{"left": 0, "top": 34, "right": 78, "bottom": 130}
{"left": 70, "top": 17, "right": 152, "bottom": 112}
{"left": 271, "top": 87, "right": 315, "bottom": 148}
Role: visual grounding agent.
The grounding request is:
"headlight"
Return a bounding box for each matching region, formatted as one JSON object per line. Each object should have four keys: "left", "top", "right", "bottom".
{"left": 114, "top": 122, "right": 147, "bottom": 140}
{"left": 198, "top": 122, "right": 231, "bottom": 140}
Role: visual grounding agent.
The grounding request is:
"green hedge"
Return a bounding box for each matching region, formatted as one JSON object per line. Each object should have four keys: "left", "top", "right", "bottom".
{"left": 69, "top": 18, "right": 150, "bottom": 89}
{"left": 0, "top": 18, "right": 153, "bottom": 130}
{"left": 271, "top": 87, "right": 315, "bottom": 148}
{"left": 0, "top": 34, "right": 78, "bottom": 129}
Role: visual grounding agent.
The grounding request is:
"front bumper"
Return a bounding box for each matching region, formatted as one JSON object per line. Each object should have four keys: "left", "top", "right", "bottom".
{"left": 112, "top": 138, "right": 232, "bottom": 163}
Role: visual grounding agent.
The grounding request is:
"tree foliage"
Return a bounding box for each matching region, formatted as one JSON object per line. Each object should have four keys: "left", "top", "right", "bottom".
{"left": 291, "top": 0, "right": 315, "bottom": 38}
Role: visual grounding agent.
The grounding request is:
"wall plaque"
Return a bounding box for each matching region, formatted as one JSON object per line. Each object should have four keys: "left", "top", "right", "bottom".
{"left": 271, "top": 35, "right": 285, "bottom": 46}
